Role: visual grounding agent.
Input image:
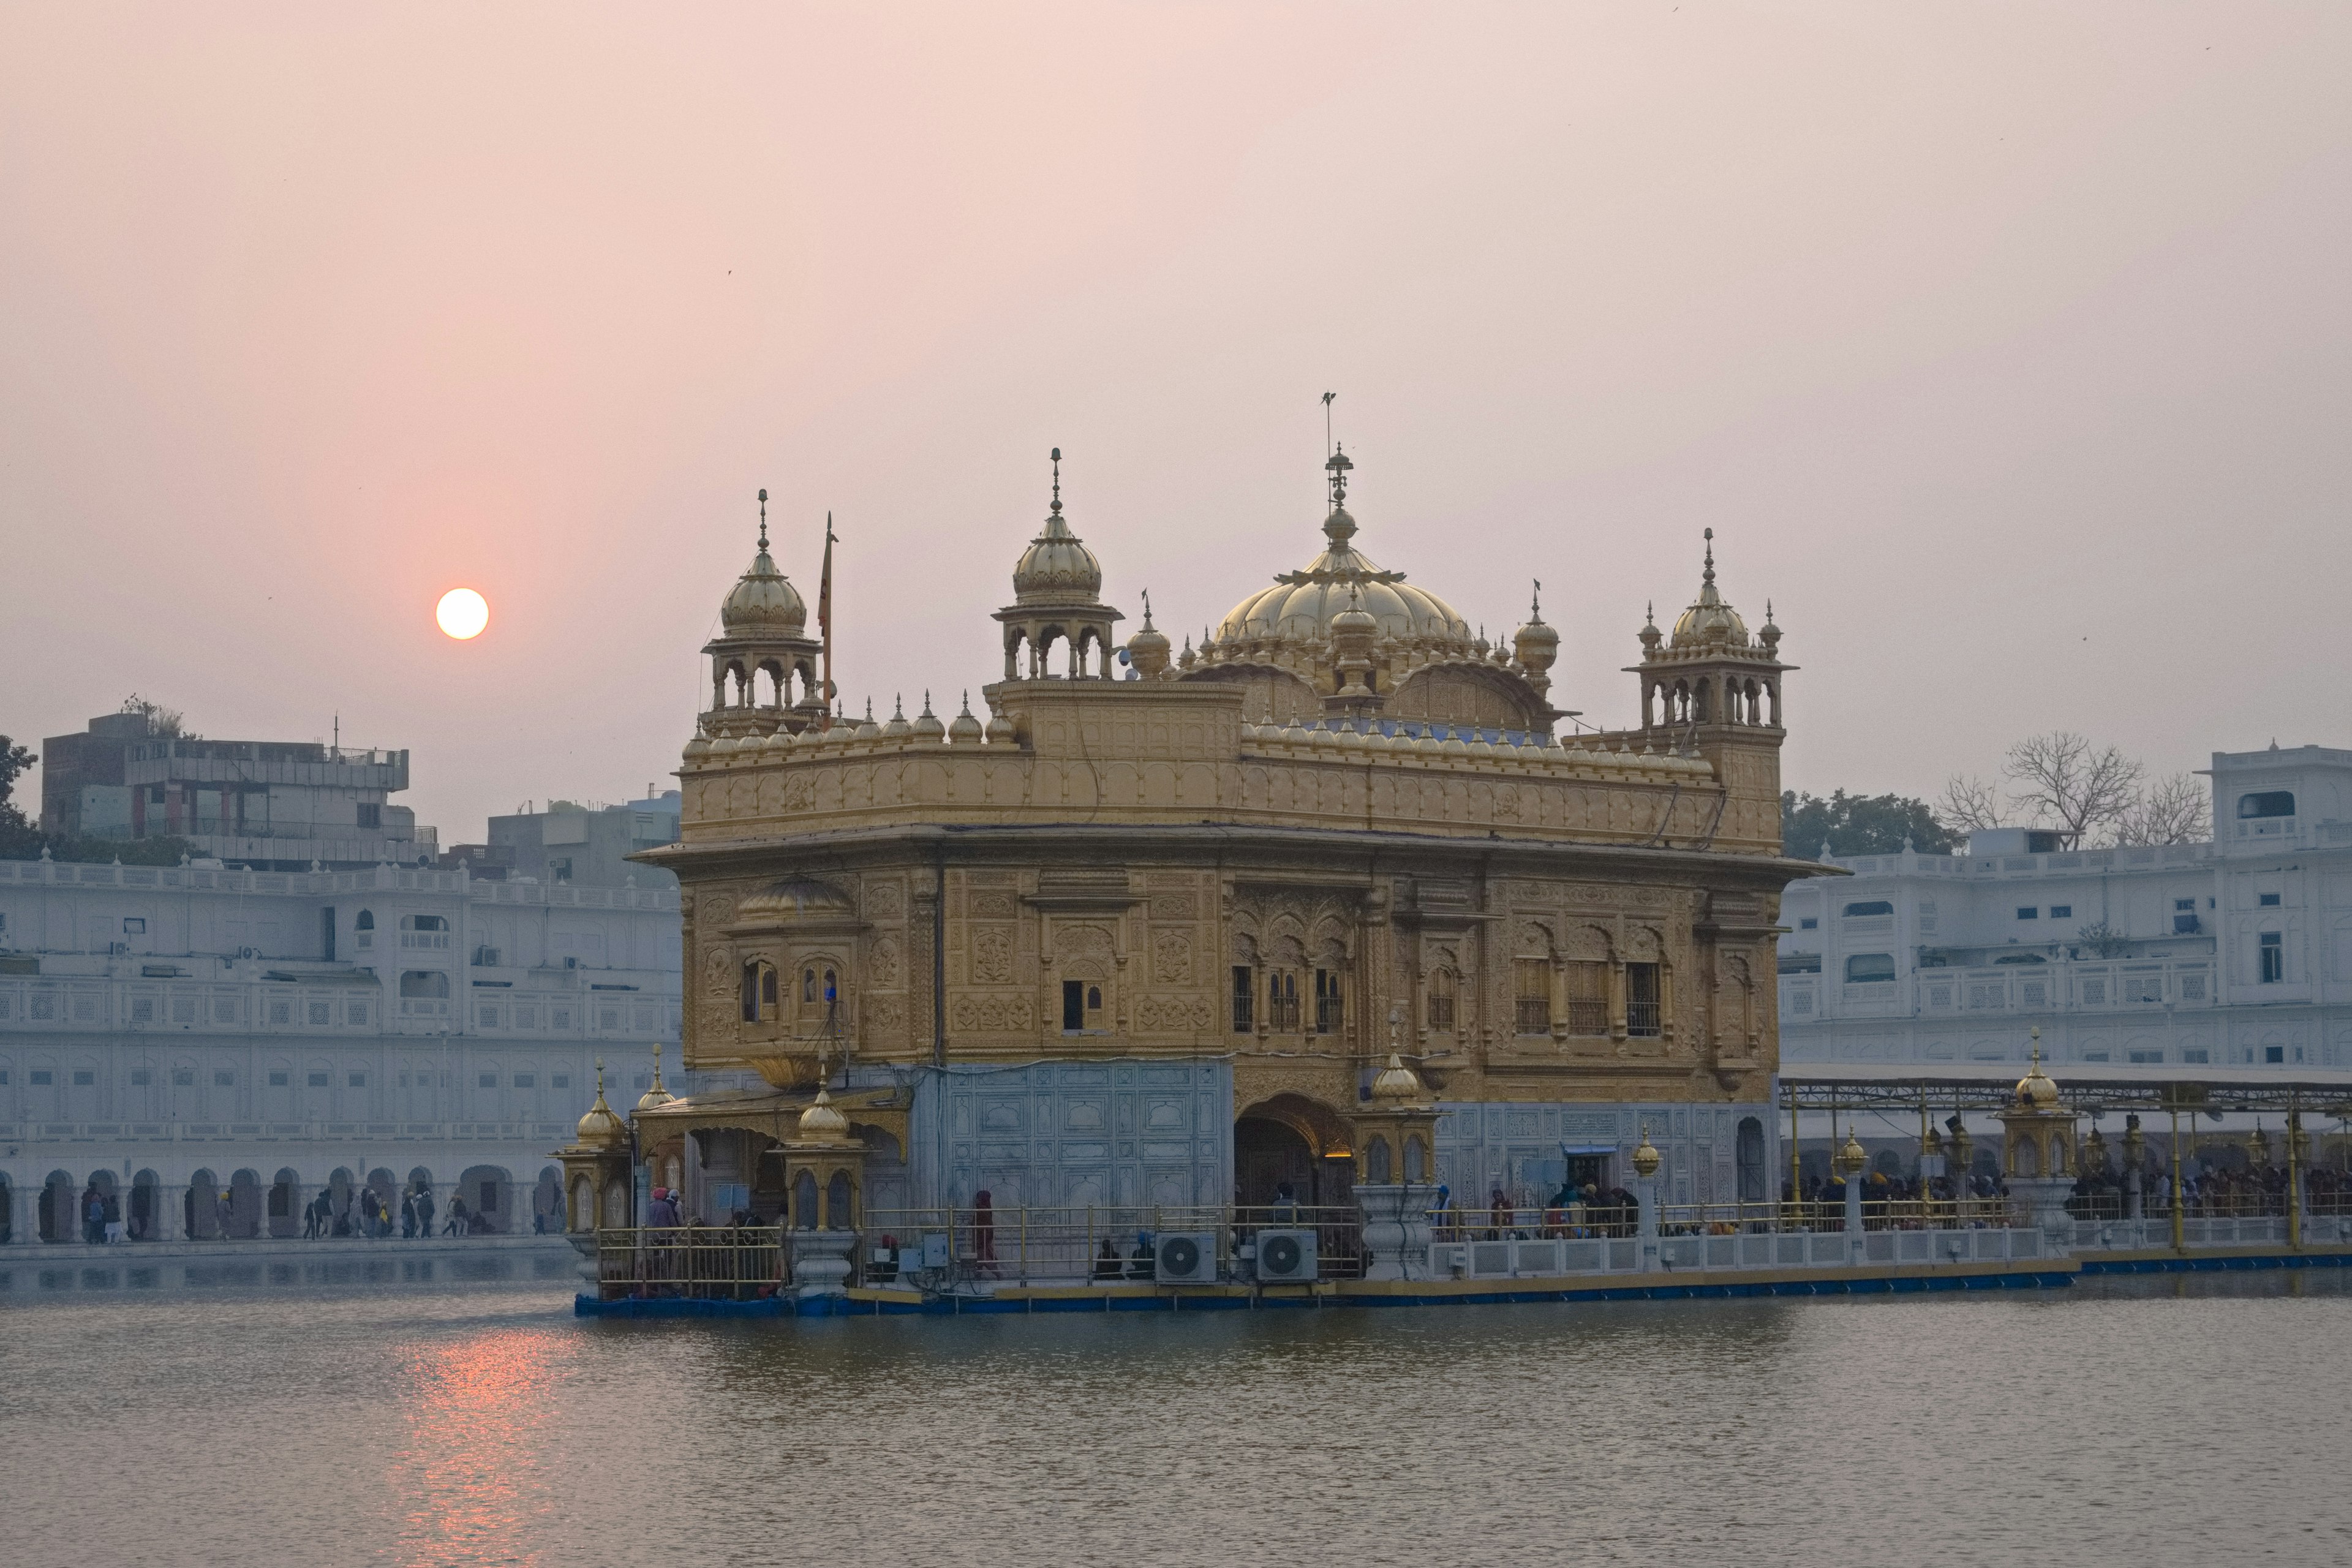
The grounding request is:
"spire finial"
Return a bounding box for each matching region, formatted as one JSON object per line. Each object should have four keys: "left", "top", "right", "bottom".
{"left": 1140, "top": 588, "right": 1155, "bottom": 629}
{"left": 649, "top": 1039, "right": 665, "bottom": 1091}
{"left": 595, "top": 1056, "right": 606, "bottom": 1093}
{"left": 756, "top": 488, "right": 769, "bottom": 552}
{"left": 1531, "top": 579, "right": 1543, "bottom": 622}
{"left": 1702, "top": 526, "right": 1715, "bottom": 585}
{"left": 1326, "top": 442, "right": 1352, "bottom": 508}
{"left": 1049, "top": 447, "right": 1062, "bottom": 516}
{"left": 921, "top": 689, "right": 933, "bottom": 717}
{"left": 960, "top": 690, "right": 972, "bottom": 715}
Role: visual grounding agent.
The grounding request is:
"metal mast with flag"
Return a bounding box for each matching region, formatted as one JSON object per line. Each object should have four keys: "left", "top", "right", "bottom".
{"left": 818, "top": 511, "right": 837, "bottom": 731}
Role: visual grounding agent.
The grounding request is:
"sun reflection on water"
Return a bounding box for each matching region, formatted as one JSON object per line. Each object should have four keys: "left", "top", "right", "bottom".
{"left": 385, "top": 1325, "right": 569, "bottom": 1567}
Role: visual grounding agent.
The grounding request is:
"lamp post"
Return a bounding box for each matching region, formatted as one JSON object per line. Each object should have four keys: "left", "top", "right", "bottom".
{"left": 1632, "top": 1125, "right": 1662, "bottom": 1272}
{"left": 1834, "top": 1126, "right": 1868, "bottom": 1264}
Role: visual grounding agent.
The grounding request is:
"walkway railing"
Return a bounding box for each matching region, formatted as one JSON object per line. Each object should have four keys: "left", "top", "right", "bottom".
{"left": 594, "top": 1225, "right": 789, "bottom": 1300}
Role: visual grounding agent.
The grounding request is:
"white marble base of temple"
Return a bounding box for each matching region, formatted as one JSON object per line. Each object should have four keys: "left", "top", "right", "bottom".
{"left": 791, "top": 1228, "right": 857, "bottom": 1294}
{"left": 1356, "top": 1183, "right": 1439, "bottom": 1280}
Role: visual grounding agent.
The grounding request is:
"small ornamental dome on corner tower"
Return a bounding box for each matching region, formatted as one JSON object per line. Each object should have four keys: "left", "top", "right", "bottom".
{"left": 574, "top": 1058, "right": 628, "bottom": 1150}
{"left": 1512, "top": 580, "right": 1559, "bottom": 677}
{"left": 1010, "top": 448, "right": 1105, "bottom": 605}
{"left": 948, "top": 691, "right": 985, "bottom": 744}
{"left": 1126, "top": 590, "right": 1172, "bottom": 679}
{"left": 723, "top": 494, "right": 809, "bottom": 636}
{"left": 797, "top": 1085, "right": 851, "bottom": 1142}
{"left": 1671, "top": 529, "right": 1748, "bottom": 649}
{"left": 995, "top": 449, "right": 1125, "bottom": 680}
{"left": 911, "top": 692, "right": 946, "bottom": 742}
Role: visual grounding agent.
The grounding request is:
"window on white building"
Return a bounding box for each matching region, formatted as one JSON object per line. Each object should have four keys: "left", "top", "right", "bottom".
{"left": 2049, "top": 905, "right": 2072, "bottom": 919}
{"left": 2016, "top": 907, "right": 2038, "bottom": 920}
{"left": 1845, "top": 954, "right": 1896, "bottom": 984}
{"left": 1798, "top": 917, "right": 1818, "bottom": 930}
{"left": 2259, "top": 892, "right": 2282, "bottom": 907}
{"left": 2260, "top": 932, "right": 2283, "bottom": 984}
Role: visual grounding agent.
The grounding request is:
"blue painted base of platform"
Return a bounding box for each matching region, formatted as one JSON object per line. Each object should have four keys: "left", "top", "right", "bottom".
{"left": 2077, "top": 1250, "right": 2352, "bottom": 1276}
{"left": 573, "top": 1268, "right": 2081, "bottom": 1319}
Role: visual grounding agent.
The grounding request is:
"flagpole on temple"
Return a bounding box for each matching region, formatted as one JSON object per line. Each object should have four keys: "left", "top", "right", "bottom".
{"left": 819, "top": 511, "right": 836, "bottom": 733}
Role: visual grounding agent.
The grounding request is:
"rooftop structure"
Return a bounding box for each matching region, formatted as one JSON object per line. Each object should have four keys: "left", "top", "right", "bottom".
{"left": 39, "top": 709, "right": 435, "bottom": 871}
{"left": 1777, "top": 744, "right": 2352, "bottom": 1074}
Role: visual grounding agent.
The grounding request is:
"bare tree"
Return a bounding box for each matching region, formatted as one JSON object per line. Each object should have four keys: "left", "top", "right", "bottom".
{"left": 1939, "top": 774, "right": 2010, "bottom": 833}
{"left": 2116, "top": 772, "right": 2211, "bottom": 847}
{"left": 2003, "top": 731, "right": 2141, "bottom": 849}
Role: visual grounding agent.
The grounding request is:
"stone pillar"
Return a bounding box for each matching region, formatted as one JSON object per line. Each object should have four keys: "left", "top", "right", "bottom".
{"left": 790, "top": 1229, "right": 857, "bottom": 1295}
{"left": 1355, "top": 1183, "right": 1437, "bottom": 1281}
{"left": 2006, "top": 1177, "right": 2077, "bottom": 1254}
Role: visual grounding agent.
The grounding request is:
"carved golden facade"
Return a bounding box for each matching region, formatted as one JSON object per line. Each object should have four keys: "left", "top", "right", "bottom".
{"left": 638, "top": 448, "right": 1811, "bottom": 1213}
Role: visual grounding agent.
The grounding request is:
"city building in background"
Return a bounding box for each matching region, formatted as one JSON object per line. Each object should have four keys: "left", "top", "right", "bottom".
{"left": 0, "top": 851, "right": 682, "bottom": 1246}
{"left": 487, "top": 793, "right": 682, "bottom": 890}
{"left": 1777, "top": 744, "right": 2352, "bottom": 1072}
{"left": 39, "top": 707, "right": 437, "bottom": 872}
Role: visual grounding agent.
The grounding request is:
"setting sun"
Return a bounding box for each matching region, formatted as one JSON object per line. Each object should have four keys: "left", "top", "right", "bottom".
{"left": 435, "top": 587, "right": 489, "bottom": 640}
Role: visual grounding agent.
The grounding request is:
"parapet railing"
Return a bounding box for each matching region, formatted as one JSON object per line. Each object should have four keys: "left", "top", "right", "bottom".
{"left": 594, "top": 1224, "right": 789, "bottom": 1300}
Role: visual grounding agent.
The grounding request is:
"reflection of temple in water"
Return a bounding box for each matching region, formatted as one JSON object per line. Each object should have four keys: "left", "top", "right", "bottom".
{"left": 571, "top": 445, "right": 1811, "bottom": 1234}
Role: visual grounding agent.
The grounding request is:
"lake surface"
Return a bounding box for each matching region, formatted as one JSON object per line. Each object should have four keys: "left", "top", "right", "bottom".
{"left": 4, "top": 1274, "right": 2345, "bottom": 1567}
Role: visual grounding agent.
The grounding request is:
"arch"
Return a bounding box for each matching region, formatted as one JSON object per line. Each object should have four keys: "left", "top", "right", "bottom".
{"left": 1385, "top": 661, "right": 1547, "bottom": 731}
{"left": 363, "top": 1168, "right": 398, "bottom": 1236}
{"left": 126, "top": 1169, "right": 160, "bottom": 1242}
{"left": 1364, "top": 1134, "right": 1393, "bottom": 1185}
{"left": 2048, "top": 1134, "right": 2070, "bottom": 1175}
{"left": 742, "top": 958, "right": 778, "bottom": 1024}
{"left": 186, "top": 1167, "right": 221, "bottom": 1239}
{"left": 268, "top": 1168, "right": 301, "bottom": 1238}
{"left": 355, "top": 910, "right": 374, "bottom": 931}
{"left": 1235, "top": 1091, "right": 1354, "bottom": 1210}
{"left": 224, "top": 1169, "right": 262, "bottom": 1239}
{"left": 826, "top": 1170, "right": 854, "bottom": 1229}
{"left": 570, "top": 1172, "right": 595, "bottom": 1234}
{"left": 1735, "top": 1117, "right": 1765, "bottom": 1202}
{"left": 457, "top": 1165, "right": 513, "bottom": 1234}
{"left": 533, "top": 1166, "right": 562, "bottom": 1234}
{"left": 2012, "top": 1137, "right": 2041, "bottom": 1178}
{"left": 792, "top": 1170, "right": 820, "bottom": 1230}
{"left": 40, "top": 1169, "right": 74, "bottom": 1243}
{"left": 1403, "top": 1131, "right": 1430, "bottom": 1183}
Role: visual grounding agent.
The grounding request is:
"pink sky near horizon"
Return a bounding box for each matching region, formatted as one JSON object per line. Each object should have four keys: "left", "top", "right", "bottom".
{"left": 4, "top": 5, "right": 2347, "bottom": 841}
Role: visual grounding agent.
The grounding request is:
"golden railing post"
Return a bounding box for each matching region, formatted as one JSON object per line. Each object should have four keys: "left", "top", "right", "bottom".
{"left": 2169, "top": 1102, "right": 2185, "bottom": 1255}
{"left": 2286, "top": 1105, "right": 2304, "bottom": 1253}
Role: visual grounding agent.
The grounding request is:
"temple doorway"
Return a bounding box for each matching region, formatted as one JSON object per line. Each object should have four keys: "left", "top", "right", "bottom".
{"left": 1234, "top": 1093, "right": 1355, "bottom": 1212}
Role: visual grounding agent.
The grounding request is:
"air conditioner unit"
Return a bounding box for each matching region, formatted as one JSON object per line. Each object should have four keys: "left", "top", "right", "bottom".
{"left": 1254, "top": 1227, "right": 1318, "bottom": 1284}
{"left": 1155, "top": 1231, "right": 1218, "bottom": 1284}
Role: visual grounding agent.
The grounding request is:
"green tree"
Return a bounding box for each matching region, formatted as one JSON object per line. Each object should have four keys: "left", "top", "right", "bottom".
{"left": 0, "top": 735, "right": 39, "bottom": 859}
{"left": 1782, "top": 790, "right": 1954, "bottom": 859}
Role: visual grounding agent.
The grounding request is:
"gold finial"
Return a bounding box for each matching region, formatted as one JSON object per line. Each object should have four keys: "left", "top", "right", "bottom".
{"left": 1632, "top": 1123, "right": 1662, "bottom": 1179}
{"left": 1049, "top": 447, "right": 1062, "bottom": 515}
{"left": 1326, "top": 442, "right": 1352, "bottom": 508}
{"left": 1371, "top": 1052, "right": 1425, "bottom": 1102}
{"left": 756, "top": 488, "right": 769, "bottom": 552}
{"left": 1834, "top": 1126, "right": 1868, "bottom": 1177}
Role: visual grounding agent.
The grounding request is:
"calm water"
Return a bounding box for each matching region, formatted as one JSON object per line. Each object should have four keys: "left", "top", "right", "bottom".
{"left": 4, "top": 1276, "right": 2345, "bottom": 1567}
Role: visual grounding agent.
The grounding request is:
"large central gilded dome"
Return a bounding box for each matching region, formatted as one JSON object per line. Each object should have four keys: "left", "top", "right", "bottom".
{"left": 1215, "top": 499, "right": 1469, "bottom": 647}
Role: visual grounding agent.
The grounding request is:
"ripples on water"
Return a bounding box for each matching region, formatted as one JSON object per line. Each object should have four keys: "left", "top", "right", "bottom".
{"left": 2, "top": 1275, "right": 2345, "bottom": 1567}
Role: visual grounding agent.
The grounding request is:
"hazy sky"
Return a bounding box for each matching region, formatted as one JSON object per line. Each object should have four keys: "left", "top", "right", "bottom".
{"left": 4, "top": 5, "right": 2346, "bottom": 842}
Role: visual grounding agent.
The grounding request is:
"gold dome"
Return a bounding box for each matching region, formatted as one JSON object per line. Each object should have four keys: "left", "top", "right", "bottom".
{"left": 1126, "top": 592, "right": 1172, "bottom": 677}
{"left": 1214, "top": 447, "right": 1469, "bottom": 649}
{"left": 635, "top": 1047, "right": 673, "bottom": 1113}
{"left": 2015, "top": 1036, "right": 2060, "bottom": 1109}
{"left": 1631, "top": 1125, "right": 1662, "bottom": 1179}
{"left": 720, "top": 516, "right": 809, "bottom": 636}
{"left": 575, "top": 1060, "right": 628, "bottom": 1150}
{"left": 1011, "top": 453, "right": 1104, "bottom": 606}
{"left": 1670, "top": 530, "right": 1747, "bottom": 649}
{"left": 797, "top": 1085, "right": 850, "bottom": 1141}
{"left": 1834, "top": 1128, "right": 1868, "bottom": 1176}
{"left": 1370, "top": 1052, "right": 1426, "bottom": 1102}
